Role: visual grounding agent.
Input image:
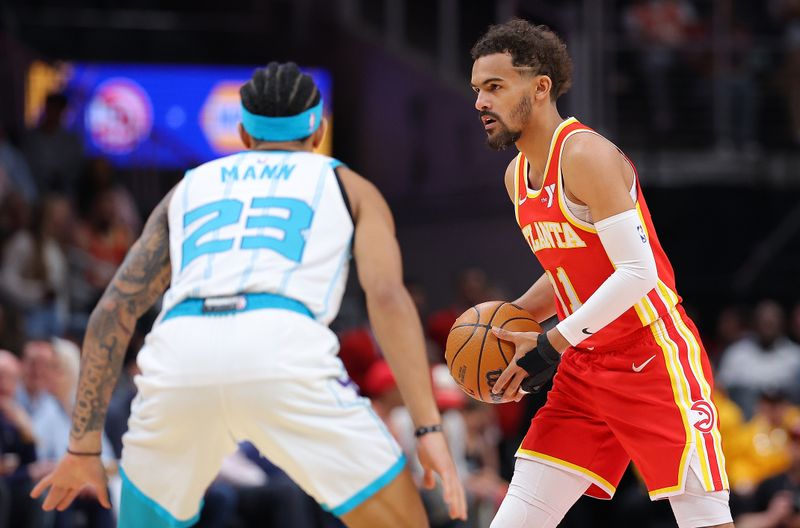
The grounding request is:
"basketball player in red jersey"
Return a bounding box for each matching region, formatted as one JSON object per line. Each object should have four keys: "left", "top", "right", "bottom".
{"left": 470, "top": 20, "right": 733, "bottom": 528}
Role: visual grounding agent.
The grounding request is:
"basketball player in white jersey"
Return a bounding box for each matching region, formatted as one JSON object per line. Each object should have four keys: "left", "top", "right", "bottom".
{"left": 31, "top": 62, "right": 466, "bottom": 528}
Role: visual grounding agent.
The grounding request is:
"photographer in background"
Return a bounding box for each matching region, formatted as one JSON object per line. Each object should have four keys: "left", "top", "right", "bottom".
{"left": 737, "top": 423, "right": 800, "bottom": 527}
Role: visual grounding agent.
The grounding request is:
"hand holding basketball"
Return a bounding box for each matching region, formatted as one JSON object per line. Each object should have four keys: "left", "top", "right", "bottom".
{"left": 444, "top": 301, "right": 542, "bottom": 403}
{"left": 490, "top": 326, "right": 540, "bottom": 403}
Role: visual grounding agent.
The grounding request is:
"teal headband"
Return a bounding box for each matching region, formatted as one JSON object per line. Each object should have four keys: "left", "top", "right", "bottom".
{"left": 241, "top": 99, "right": 323, "bottom": 142}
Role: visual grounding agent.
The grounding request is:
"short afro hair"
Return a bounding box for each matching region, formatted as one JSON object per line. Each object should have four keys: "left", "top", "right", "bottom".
{"left": 471, "top": 19, "right": 573, "bottom": 100}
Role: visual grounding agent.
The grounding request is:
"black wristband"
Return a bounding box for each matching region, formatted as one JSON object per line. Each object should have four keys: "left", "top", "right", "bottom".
{"left": 67, "top": 448, "right": 102, "bottom": 457}
{"left": 516, "top": 332, "right": 561, "bottom": 375}
{"left": 414, "top": 424, "right": 443, "bottom": 438}
{"left": 536, "top": 332, "right": 561, "bottom": 364}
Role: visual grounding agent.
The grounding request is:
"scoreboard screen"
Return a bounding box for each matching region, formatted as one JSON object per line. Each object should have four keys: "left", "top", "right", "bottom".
{"left": 27, "top": 62, "right": 333, "bottom": 169}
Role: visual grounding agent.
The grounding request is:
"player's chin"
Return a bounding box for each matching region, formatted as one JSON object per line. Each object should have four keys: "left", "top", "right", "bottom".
{"left": 485, "top": 128, "right": 517, "bottom": 151}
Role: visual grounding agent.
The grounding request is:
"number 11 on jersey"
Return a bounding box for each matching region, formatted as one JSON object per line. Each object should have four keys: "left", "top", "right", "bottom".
{"left": 546, "top": 267, "right": 582, "bottom": 316}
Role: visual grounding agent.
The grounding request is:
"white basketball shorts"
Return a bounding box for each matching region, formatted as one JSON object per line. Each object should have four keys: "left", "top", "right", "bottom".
{"left": 118, "top": 300, "right": 405, "bottom": 527}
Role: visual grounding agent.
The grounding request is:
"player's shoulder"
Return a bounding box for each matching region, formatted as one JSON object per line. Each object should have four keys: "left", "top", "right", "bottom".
{"left": 503, "top": 155, "right": 520, "bottom": 201}
{"left": 561, "top": 129, "right": 625, "bottom": 179}
{"left": 505, "top": 154, "right": 521, "bottom": 176}
{"left": 311, "top": 152, "right": 347, "bottom": 171}
{"left": 335, "top": 165, "right": 377, "bottom": 198}
{"left": 562, "top": 129, "right": 618, "bottom": 162}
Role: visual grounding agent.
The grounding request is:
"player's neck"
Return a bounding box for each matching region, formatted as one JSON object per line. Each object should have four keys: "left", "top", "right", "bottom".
{"left": 515, "top": 107, "right": 566, "bottom": 185}
{"left": 250, "top": 140, "right": 312, "bottom": 152}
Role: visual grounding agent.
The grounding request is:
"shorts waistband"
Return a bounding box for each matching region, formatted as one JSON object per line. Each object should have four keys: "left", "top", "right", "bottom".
{"left": 162, "top": 292, "right": 313, "bottom": 322}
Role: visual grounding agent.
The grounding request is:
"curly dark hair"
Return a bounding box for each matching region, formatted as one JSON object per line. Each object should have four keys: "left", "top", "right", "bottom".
{"left": 471, "top": 19, "right": 573, "bottom": 100}
{"left": 240, "top": 61, "right": 320, "bottom": 118}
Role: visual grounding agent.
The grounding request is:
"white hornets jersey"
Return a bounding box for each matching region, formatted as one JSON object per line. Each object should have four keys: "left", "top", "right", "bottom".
{"left": 161, "top": 150, "right": 353, "bottom": 326}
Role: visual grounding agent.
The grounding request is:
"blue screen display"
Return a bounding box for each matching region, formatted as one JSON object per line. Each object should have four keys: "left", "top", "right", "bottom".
{"left": 61, "top": 64, "right": 332, "bottom": 169}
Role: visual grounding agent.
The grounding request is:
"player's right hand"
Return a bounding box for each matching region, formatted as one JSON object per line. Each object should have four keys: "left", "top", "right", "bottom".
{"left": 416, "top": 431, "right": 468, "bottom": 521}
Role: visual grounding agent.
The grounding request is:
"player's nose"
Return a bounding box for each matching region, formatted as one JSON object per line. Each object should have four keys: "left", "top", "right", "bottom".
{"left": 474, "top": 92, "right": 490, "bottom": 112}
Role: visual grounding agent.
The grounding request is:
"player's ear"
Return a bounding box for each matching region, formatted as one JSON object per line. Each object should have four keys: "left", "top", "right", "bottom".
{"left": 533, "top": 75, "right": 553, "bottom": 102}
{"left": 238, "top": 123, "right": 254, "bottom": 149}
{"left": 310, "top": 118, "right": 328, "bottom": 150}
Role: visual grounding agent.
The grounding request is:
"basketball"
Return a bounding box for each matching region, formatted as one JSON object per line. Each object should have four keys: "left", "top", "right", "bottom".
{"left": 445, "top": 301, "right": 542, "bottom": 404}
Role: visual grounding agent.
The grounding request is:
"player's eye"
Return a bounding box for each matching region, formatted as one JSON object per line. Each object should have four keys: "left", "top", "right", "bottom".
{"left": 472, "top": 86, "right": 479, "bottom": 94}
{"left": 489, "top": 84, "right": 501, "bottom": 92}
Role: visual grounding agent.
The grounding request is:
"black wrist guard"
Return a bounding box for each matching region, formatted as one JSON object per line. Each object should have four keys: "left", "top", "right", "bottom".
{"left": 517, "top": 333, "right": 561, "bottom": 393}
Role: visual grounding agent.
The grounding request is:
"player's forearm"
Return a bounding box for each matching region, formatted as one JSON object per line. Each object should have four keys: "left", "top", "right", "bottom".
{"left": 513, "top": 274, "right": 557, "bottom": 322}
{"left": 366, "top": 288, "right": 441, "bottom": 428}
{"left": 69, "top": 293, "right": 136, "bottom": 451}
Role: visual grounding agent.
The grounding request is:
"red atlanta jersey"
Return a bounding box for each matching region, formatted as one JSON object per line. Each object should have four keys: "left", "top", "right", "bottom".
{"left": 514, "top": 117, "right": 681, "bottom": 348}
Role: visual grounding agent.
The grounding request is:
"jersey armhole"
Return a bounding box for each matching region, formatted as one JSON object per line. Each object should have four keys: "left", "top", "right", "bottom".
{"left": 333, "top": 166, "right": 355, "bottom": 223}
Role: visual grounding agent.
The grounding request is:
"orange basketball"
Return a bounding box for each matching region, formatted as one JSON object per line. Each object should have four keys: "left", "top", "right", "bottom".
{"left": 445, "top": 301, "right": 542, "bottom": 404}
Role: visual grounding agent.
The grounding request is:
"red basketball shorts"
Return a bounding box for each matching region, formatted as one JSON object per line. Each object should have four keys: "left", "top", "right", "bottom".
{"left": 517, "top": 306, "right": 728, "bottom": 500}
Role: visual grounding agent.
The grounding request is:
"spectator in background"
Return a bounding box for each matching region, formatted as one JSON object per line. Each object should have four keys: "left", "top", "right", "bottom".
{"left": 427, "top": 268, "right": 492, "bottom": 360}
{"left": 70, "top": 188, "right": 134, "bottom": 319}
{"left": 363, "top": 360, "right": 405, "bottom": 436}
{"left": 77, "top": 158, "right": 142, "bottom": 236}
{"left": 622, "top": 0, "right": 701, "bottom": 137}
{"left": 460, "top": 399, "right": 508, "bottom": 528}
{"left": 736, "top": 423, "right": 800, "bottom": 527}
{"left": 718, "top": 300, "right": 800, "bottom": 417}
{"left": 23, "top": 93, "right": 84, "bottom": 196}
{"left": 0, "top": 350, "right": 40, "bottom": 528}
{"left": 405, "top": 279, "right": 444, "bottom": 366}
{"left": 337, "top": 323, "right": 381, "bottom": 392}
{"left": 726, "top": 390, "right": 800, "bottom": 495}
{"left": 0, "top": 127, "right": 37, "bottom": 204}
{"left": 0, "top": 194, "right": 73, "bottom": 338}
{"left": 15, "top": 340, "right": 60, "bottom": 419}
{"left": 771, "top": 0, "right": 800, "bottom": 144}
{"left": 708, "top": 305, "right": 749, "bottom": 366}
{"left": 0, "top": 191, "right": 32, "bottom": 254}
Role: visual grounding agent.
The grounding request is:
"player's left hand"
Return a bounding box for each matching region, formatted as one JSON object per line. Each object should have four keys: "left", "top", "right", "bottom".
{"left": 30, "top": 453, "right": 111, "bottom": 511}
{"left": 490, "top": 327, "right": 539, "bottom": 402}
{"left": 417, "top": 431, "right": 468, "bottom": 521}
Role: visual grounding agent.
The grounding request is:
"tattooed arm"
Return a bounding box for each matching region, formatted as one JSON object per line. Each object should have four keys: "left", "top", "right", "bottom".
{"left": 69, "top": 188, "right": 174, "bottom": 450}
{"left": 31, "top": 189, "right": 174, "bottom": 511}
{"left": 70, "top": 190, "right": 174, "bottom": 448}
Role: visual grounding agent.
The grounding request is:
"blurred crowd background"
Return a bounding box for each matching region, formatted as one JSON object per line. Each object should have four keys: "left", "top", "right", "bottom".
{"left": 2, "top": 0, "right": 800, "bottom": 527}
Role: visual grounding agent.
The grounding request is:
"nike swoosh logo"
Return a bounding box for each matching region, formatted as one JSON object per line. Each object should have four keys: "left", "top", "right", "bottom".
{"left": 518, "top": 196, "right": 527, "bottom": 205}
{"left": 581, "top": 328, "right": 593, "bottom": 335}
{"left": 632, "top": 355, "right": 657, "bottom": 373}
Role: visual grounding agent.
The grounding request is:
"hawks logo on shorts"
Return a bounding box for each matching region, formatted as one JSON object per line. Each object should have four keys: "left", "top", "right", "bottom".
{"left": 690, "top": 400, "right": 716, "bottom": 434}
